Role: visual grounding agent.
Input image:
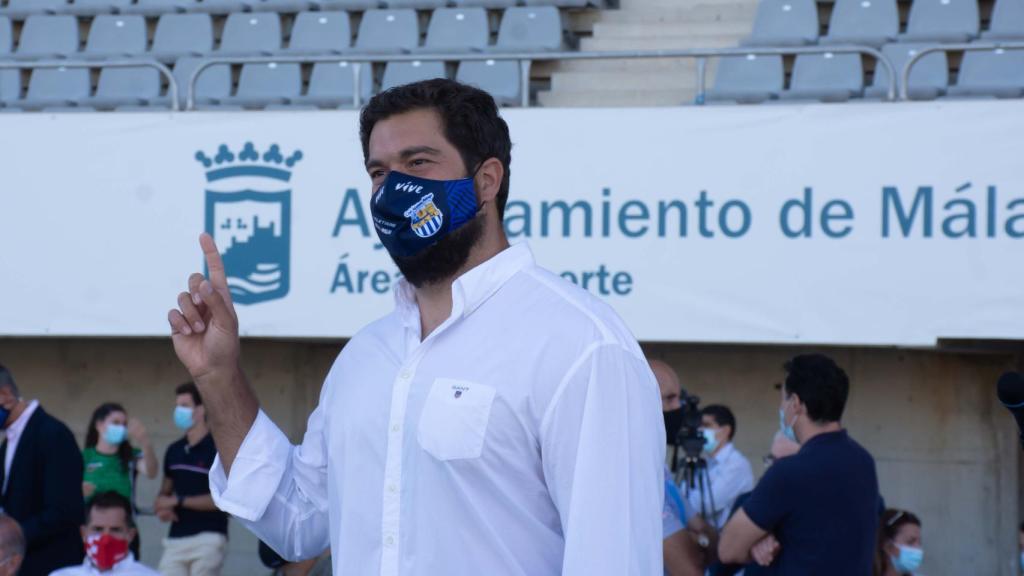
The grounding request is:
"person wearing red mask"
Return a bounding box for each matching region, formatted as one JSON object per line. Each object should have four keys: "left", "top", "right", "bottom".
{"left": 50, "top": 492, "right": 159, "bottom": 576}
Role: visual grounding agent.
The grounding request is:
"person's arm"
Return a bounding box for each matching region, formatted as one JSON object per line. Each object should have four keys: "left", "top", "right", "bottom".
{"left": 540, "top": 343, "right": 664, "bottom": 575}
{"left": 155, "top": 464, "right": 177, "bottom": 523}
{"left": 127, "top": 418, "right": 158, "bottom": 479}
{"left": 179, "top": 494, "right": 218, "bottom": 512}
{"left": 717, "top": 509, "right": 767, "bottom": 564}
{"left": 663, "top": 530, "right": 703, "bottom": 576}
{"left": 718, "top": 464, "right": 788, "bottom": 565}
{"left": 19, "top": 421, "right": 85, "bottom": 546}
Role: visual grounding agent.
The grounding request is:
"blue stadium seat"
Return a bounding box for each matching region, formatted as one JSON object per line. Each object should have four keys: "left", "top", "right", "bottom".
{"left": 0, "top": 0, "right": 67, "bottom": 19}
{"left": 706, "top": 54, "right": 784, "bottom": 103}
{"left": 780, "top": 52, "right": 864, "bottom": 102}
{"left": 68, "top": 0, "right": 133, "bottom": 16}
{"left": 946, "top": 47, "right": 1024, "bottom": 98}
{"left": 123, "top": 0, "right": 200, "bottom": 15}
{"left": 451, "top": 0, "right": 517, "bottom": 8}
{"left": 85, "top": 15, "right": 147, "bottom": 58}
{"left": 23, "top": 67, "right": 91, "bottom": 109}
{"left": 383, "top": 0, "right": 446, "bottom": 9}
{"left": 194, "top": 0, "right": 251, "bottom": 13}
{"left": 742, "top": 0, "right": 819, "bottom": 46}
{"left": 822, "top": 0, "right": 898, "bottom": 46}
{"left": 151, "top": 13, "right": 214, "bottom": 61}
{"left": 456, "top": 60, "right": 521, "bottom": 105}
{"left": 15, "top": 15, "right": 79, "bottom": 60}
{"left": 353, "top": 10, "right": 419, "bottom": 53}
{"left": 285, "top": 11, "right": 350, "bottom": 54}
{"left": 422, "top": 8, "right": 489, "bottom": 52}
{"left": 221, "top": 62, "right": 302, "bottom": 108}
{"left": 170, "top": 57, "right": 231, "bottom": 107}
{"left": 0, "top": 70, "right": 22, "bottom": 107}
{"left": 313, "top": 0, "right": 379, "bottom": 10}
{"left": 381, "top": 60, "right": 447, "bottom": 90}
{"left": 982, "top": 0, "right": 1024, "bottom": 39}
{"left": 89, "top": 66, "right": 162, "bottom": 108}
{"left": 901, "top": 0, "right": 979, "bottom": 42}
{"left": 0, "top": 17, "right": 10, "bottom": 56}
{"left": 524, "top": 0, "right": 589, "bottom": 8}
{"left": 251, "top": 0, "right": 314, "bottom": 11}
{"left": 291, "top": 61, "right": 373, "bottom": 107}
{"left": 495, "top": 7, "right": 566, "bottom": 52}
{"left": 219, "top": 12, "right": 282, "bottom": 56}
{"left": 865, "top": 43, "right": 947, "bottom": 99}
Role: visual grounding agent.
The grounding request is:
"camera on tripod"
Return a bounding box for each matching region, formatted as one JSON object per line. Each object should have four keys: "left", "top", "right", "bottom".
{"left": 674, "top": 394, "right": 706, "bottom": 461}
{"left": 667, "top": 393, "right": 717, "bottom": 521}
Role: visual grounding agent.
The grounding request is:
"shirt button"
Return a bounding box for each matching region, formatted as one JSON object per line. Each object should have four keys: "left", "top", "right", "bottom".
{"left": 391, "top": 423, "right": 401, "bottom": 433}
{"left": 385, "top": 535, "right": 395, "bottom": 547}
{"left": 399, "top": 369, "right": 412, "bottom": 380}
{"left": 388, "top": 483, "right": 398, "bottom": 493}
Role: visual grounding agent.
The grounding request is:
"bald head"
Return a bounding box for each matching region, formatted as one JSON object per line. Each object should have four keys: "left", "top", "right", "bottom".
{"left": 649, "top": 359, "right": 682, "bottom": 412}
{"left": 0, "top": 513, "right": 24, "bottom": 574}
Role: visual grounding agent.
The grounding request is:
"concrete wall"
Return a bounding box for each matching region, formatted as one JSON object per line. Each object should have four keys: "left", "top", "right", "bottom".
{"left": 0, "top": 339, "right": 1019, "bottom": 575}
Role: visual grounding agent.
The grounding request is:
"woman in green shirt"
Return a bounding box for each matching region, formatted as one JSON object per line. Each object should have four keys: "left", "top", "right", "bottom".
{"left": 82, "top": 402, "right": 159, "bottom": 502}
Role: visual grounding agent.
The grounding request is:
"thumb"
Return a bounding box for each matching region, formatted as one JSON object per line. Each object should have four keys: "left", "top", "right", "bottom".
{"left": 198, "top": 279, "right": 237, "bottom": 332}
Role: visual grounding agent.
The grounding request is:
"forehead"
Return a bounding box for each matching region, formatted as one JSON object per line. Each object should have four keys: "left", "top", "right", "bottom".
{"left": 175, "top": 394, "right": 194, "bottom": 406}
{"left": 367, "top": 108, "right": 453, "bottom": 159}
{"left": 88, "top": 506, "right": 127, "bottom": 528}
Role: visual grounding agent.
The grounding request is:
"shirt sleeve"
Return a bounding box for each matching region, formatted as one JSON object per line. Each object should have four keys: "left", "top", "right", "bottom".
{"left": 741, "top": 461, "right": 792, "bottom": 532}
{"left": 209, "top": 394, "right": 332, "bottom": 561}
{"left": 539, "top": 342, "right": 665, "bottom": 576}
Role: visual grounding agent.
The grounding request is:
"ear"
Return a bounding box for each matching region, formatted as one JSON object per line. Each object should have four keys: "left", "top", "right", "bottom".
{"left": 473, "top": 157, "right": 504, "bottom": 209}
{"left": 127, "top": 527, "right": 137, "bottom": 543}
{"left": 883, "top": 540, "right": 898, "bottom": 558}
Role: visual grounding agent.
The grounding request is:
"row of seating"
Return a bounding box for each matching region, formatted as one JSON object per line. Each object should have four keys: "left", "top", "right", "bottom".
{"left": 0, "top": 0, "right": 589, "bottom": 18}
{"left": 0, "top": 9, "right": 567, "bottom": 60}
{"left": 709, "top": 43, "right": 1024, "bottom": 102}
{"left": 747, "top": 0, "right": 1024, "bottom": 47}
{"left": 0, "top": 58, "right": 519, "bottom": 110}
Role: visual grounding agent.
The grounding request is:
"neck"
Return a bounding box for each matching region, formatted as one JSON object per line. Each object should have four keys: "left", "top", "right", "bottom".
{"left": 796, "top": 420, "right": 842, "bottom": 444}
{"left": 883, "top": 561, "right": 900, "bottom": 576}
{"left": 711, "top": 442, "right": 728, "bottom": 458}
{"left": 96, "top": 439, "right": 117, "bottom": 454}
{"left": 5, "top": 399, "right": 27, "bottom": 428}
{"left": 186, "top": 422, "right": 208, "bottom": 445}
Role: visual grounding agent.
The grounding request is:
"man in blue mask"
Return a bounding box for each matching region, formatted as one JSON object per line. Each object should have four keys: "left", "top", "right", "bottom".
{"left": 166, "top": 79, "right": 665, "bottom": 576}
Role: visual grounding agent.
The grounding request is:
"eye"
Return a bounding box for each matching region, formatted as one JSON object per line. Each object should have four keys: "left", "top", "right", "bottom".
{"left": 370, "top": 169, "right": 386, "bottom": 179}
{"left": 409, "top": 158, "right": 431, "bottom": 168}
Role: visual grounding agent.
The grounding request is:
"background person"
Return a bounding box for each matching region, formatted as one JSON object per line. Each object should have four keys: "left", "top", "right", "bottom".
{"left": 686, "top": 405, "right": 753, "bottom": 530}
{"left": 875, "top": 509, "right": 924, "bottom": 576}
{"left": 51, "top": 491, "right": 159, "bottom": 576}
{"left": 0, "top": 514, "right": 24, "bottom": 576}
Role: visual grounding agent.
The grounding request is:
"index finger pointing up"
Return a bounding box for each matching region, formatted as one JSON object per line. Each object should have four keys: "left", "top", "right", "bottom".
{"left": 199, "top": 233, "right": 232, "bottom": 304}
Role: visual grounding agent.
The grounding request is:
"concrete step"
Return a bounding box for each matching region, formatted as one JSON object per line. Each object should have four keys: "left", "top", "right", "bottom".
{"left": 580, "top": 34, "right": 742, "bottom": 50}
{"left": 550, "top": 69, "right": 696, "bottom": 91}
{"left": 607, "top": 1, "right": 756, "bottom": 21}
{"left": 553, "top": 57, "right": 702, "bottom": 72}
{"left": 537, "top": 87, "right": 697, "bottom": 107}
{"left": 591, "top": 21, "right": 753, "bottom": 38}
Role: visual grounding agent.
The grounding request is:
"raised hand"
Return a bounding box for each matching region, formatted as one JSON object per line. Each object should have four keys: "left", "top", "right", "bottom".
{"left": 126, "top": 417, "right": 148, "bottom": 445}
{"left": 167, "top": 233, "right": 240, "bottom": 384}
{"left": 750, "top": 534, "right": 780, "bottom": 566}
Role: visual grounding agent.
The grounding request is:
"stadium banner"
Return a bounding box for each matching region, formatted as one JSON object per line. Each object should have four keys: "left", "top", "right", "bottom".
{"left": 2, "top": 100, "right": 1022, "bottom": 345}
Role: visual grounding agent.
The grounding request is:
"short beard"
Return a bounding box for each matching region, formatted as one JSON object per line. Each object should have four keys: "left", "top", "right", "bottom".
{"left": 392, "top": 214, "right": 484, "bottom": 288}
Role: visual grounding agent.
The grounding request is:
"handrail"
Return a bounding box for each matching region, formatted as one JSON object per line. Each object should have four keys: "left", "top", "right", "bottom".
{"left": 0, "top": 58, "right": 178, "bottom": 111}
{"left": 901, "top": 42, "right": 1024, "bottom": 100}
{"left": 186, "top": 45, "right": 896, "bottom": 110}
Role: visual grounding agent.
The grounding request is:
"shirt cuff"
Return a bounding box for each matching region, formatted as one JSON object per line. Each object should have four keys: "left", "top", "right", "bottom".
{"left": 209, "top": 409, "right": 291, "bottom": 522}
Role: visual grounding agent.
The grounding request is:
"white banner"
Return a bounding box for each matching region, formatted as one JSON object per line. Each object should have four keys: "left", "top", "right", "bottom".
{"left": 1, "top": 100, "right": 1022, "bottom": 345}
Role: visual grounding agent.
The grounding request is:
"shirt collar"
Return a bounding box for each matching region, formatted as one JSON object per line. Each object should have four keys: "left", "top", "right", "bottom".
{"left": 5, "top": 400, "right": 38, "bottom": 441}
{"left": 711, "top": 442, "right": 736, "bottom": 466}
{"left": 83, "top": 553, "right": 137, "bottom": 574}
{"left": 393, "top": 242, "right": 535, "bottom": 327}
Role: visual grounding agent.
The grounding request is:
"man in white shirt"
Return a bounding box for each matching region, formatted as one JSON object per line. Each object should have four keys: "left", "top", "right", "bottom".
{"left": 684, "top": 405, "right": 754, "bottom": 530}
{"left": 51, "top": 492, "right": 160, "bottom": 576}
{"left": 166, "top": 79, "right": 664, "bottom": 576}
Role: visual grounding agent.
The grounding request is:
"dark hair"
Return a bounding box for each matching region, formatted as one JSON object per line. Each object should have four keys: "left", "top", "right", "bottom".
{"left": 783, "top": 354, "right": 849, "bottom": 423}
{"left": 0, "top": 365, "right": 19, "bottom": 398}
{"left": 87, "top": 491, "right": 135, "bottom": 529}
{"left": 873, "top": 508, "right": 921, "bottom": 576}
{"left": 85, "top": 403, "right": 134, "bottom": 473}
{"left": 701, "top": 404, "right": 737, "bottom": 440}
{"left": 359, "top": 79, "right": 513, "bottom": 218}
{"left": 175, "top": 382, "right": 202, "bottom": 406}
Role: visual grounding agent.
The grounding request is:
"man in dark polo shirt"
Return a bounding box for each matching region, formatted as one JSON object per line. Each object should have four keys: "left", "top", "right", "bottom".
{"left": 718, "top": 354, "right": 878, "bottom": 575}
{"left": 154, "top": 383, "right": 228, "bottom": 576}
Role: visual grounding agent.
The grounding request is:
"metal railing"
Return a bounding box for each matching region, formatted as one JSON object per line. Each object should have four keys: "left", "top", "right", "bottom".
{"left": 0, "top": 58, "right": 178, "bottom": 110}
{"left": 186, "top": 45, "right": 896, "bottom": 110}
{"left": 901, "top": 42, "right": 1024, "bottom": 100}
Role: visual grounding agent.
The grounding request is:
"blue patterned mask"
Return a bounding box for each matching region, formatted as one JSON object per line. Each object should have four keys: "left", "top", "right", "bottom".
{"left": 370, "top": 170, "right": 479, "bottom": 259}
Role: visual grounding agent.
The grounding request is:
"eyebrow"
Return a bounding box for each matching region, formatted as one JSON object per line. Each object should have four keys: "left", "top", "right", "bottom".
{"left": 366, "top": 145, "right": 443, "bottom": 170}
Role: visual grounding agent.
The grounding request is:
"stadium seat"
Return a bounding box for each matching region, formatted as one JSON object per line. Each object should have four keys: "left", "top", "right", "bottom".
{"left": 353, "top": 10, "right": 419, "bottom": 53}
{"left": 219, "top": 13, "right": 282, "bottom": 56}
{"left": 422, "top": 8, "right": 489, "bottom": 52}
{"left": 251, "top": 0, "right": 314, "bottom": 11}
{"left": 0, "top": 0, "right": 67, "bottom": 19}
{"left": 68, "top": 0, "right": 133, "bottom": 16}
{"left": 15, "top": 15, "right": 79, "bottom": 60}
{"left": 946, "top": 47, "right": 1024, "bottom": 98}
{"left": 123, "top": 0, "right": 200, "bottom": 15}
{"left": 194, "top": 0, "right": 251, "bottom": 14}
{"left": 456, "top": 59, "right": 521, "bottom": 105}
{"left": 171, "top": 57, "right": 231, "bottom": 106}
{"left": 285, "top": 11, "right": 350, "bottom": 54}
{"left": 23, "top": 67, "right": 91, "bottom": 109}
{"left": 383, "top": 0, "right": 447, "bottom": 9}
{"left": 89, "top": 66, "right": 162, "bottom": 108}
{"left": 524, "top": 0, "right": 589, "bottom": 8}
{"left": 742, "top": 0, "right": 819, "bottom": 46}
{"left": 780, "top": 52, "right": 864, "bottom": 101}
{"left": 151, "top": 14, "right": 214, "bottom": 61}
{"left": 901, "top": 0, "right": 979, "bottom": 42}
{"left": 312, "top": 0, "right": 379, "bottom": 11}
{"left": 0, "top": 17, "right": 10, "bottom": 55}
{"left": 381, "top": 61, "right": 446, "bottom": 90}
{"left": 822, "top": 0, "right": 898, "bottom": 46}
{"left": 451, "top": 0, "right": 517, "bottom": 8}
{"left": 290, "top": 61, "right": 372, "bottom": 107}
{"left": 706, "top": 54, "right": 784, "bottom": 103}
{"left": 221, "top": 62, "right": 302, "bottom": 108}
{"left": 982, "top": 0, "right": 1024, "bottom": 39}
{"left": 85, "top": 15, "right": 147, "bottom": 58}
{"left": 495, "top": 7, "right": 566, "bottom": 52}
{"left": 865, "top": 43, "right": 947, "bottom": 99}
{"left": 0, "top": 70, "right": 22, "bottom": 107}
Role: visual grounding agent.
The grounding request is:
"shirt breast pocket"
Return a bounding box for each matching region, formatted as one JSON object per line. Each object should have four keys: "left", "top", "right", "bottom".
{"left": 417, "top": 378, "right": 496, "bottom": 461}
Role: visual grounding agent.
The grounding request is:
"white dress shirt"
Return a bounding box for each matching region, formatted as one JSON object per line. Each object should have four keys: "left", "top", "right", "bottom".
{"left": 683, "top": 442, "right": 754, "bottom": 529}
{"left": 49, "top": 554, "right": 160, "bottom": 576}
{"left": 210, "top": 243, "right": 664, "bottom": 576}
{"left": 3, "top": 399, "right": 38, "bottom": 495}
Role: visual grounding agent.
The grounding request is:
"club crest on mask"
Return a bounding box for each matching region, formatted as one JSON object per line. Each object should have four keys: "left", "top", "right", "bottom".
{"left": 405, "top": 193, "right": 444, "bottom": 239}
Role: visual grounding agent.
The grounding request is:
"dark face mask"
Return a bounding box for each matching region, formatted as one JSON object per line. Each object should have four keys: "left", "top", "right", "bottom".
{"left": 663, "top": 408, "right": 684, "bottom": 445}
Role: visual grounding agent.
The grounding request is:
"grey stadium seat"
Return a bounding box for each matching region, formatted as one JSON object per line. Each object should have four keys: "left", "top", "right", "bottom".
{"left": 251, "top": 0, "right": 314, "bottom": 11}
{"left": 291, "top": 61, "right": 372, "bottom": 107}
{"left": 68, "top": 0, "right": 133, "bottom": 16}
{"left": 0, "top": 70, "right": 21, "bottom": 106}
{"left": 194, "top": 0, "right": 250, "bottom": 13}
{"left": 524, "top": 0, "right": 589, "bottom": 8}
{"left": 780, "top": 52, "right": 864, "bottom": 102}
{"left": 866, "top": 43, "right": 947, "bottom": 99}
{"left": 451, "top": 0, "right": 517, "bottom": 8}
{"left": 822, "top": 0, "right": 898, "bottom": 46}
{"left": 23, "top": 67, "right": 91, "bottom": 109}
{"left": 221, "top": 62, "right": 302, "bottom": 108}
{"left": 312, "top": 0, "right": 379, "bottom": 11}
{"left": 85, "top": 15, "right": 147, "bottom": 58}
{"left": 742, "top": 0, "right": 819, "bottom": 46}
{"left": 151, "top": 14, "right": 214, "bottom": 61}
{"left": 382, "top": 0, "right": 447, "bottom": 9}
{"left": 456, "top": 60, "right": 521, "bottom": 105}
{"left": 706, "top": 54, "right": 784, "bottom": 103}
{"left": 947, "top": 47, "right": 1024, "bottom": 98}
{"left": 381, "top": 60, "right": 446, "bottom": 90}
{"left": 123, "top": 0, "right": 200, "bottom": 15}
{"left": 285, "top": 11, "right": 350, "bottom": 54}
{"left": 16, "top": 15, "right": 79, "bottom": 60}
{"left": 353, "top": 10, "right": 419, "bottom": 53}
{"left": 219, "top": 13, "right": 282, "bottom": 56}
{"left": 169, "top": 57, "right": 231, "bottom": 107}
{"left": 422, "top": 8, "right": 489, "bottom": 52}
{"left": 983, "top": 0, "right": 1024, "bottom": 39}
{"left": 89, "top": 66, "right": 161, "bottom": 108}
{"left": 495, "top": 7, "right": 566, "bottom": 52}
{"left": 0, "top": 0, "right": 67, "bottom": 19}
{"left": 0, "top": 17, "right": 10, "bottom": 56}
{"left": 901, "top": 0, "right": 979, "bottom": 42}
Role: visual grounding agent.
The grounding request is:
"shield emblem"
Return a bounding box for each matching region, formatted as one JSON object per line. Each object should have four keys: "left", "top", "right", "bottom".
{"left": 405, "top": 193, "right": 444, "bottom": 239}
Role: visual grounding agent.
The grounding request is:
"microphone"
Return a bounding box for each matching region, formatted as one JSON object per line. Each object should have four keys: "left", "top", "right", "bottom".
{"left": 997, "top": 372, "right": 1024, "bottom": 449}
